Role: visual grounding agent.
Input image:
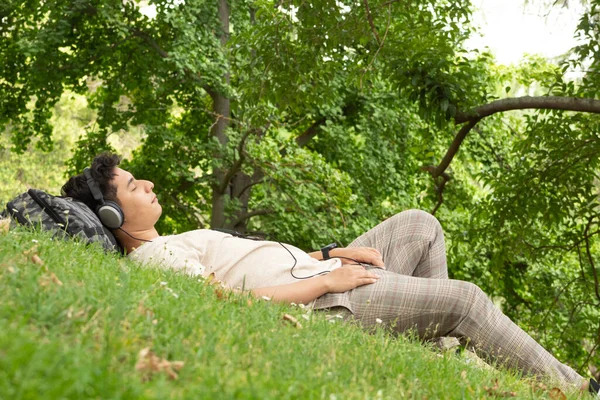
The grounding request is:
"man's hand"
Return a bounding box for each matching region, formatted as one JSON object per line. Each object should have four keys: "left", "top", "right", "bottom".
{"left": 331, "top": 247, "right": 385, "bottom": 268}
{"left": 323, "top": 264, "right": 380, "bottom": 293}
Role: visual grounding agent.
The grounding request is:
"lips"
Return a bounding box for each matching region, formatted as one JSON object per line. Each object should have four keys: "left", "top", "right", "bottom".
{"left": 152, "top": 195, "right": 157, "bottom": 204}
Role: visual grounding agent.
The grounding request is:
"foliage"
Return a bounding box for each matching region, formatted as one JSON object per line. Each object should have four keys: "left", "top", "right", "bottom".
{"left": 0, "top": 94, "right": 86, "bottom": 205}
{"left": 442, "top": 52, "right": 600, "bottom": 376}
{"left": 0, "top": 0, "right": 484, "bottom": 238}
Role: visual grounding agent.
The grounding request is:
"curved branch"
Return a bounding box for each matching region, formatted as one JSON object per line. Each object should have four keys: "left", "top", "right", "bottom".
{"left": 434, "top": 95, "right": 600, "bottom": 178}
{"left": 294, "top": 117, "right": 327, "bottom": 148}
{"left": 584, "top": 217, "right": 600, "bottom": 302}
{"left": 292, "top": 102, "right": 360, "bottom": 151}
{"left": 236, "top": 177, "right": 266, "bottom": 199}
{"left": 539, "top": 275, "right": 582, "bottom": 338}
{"left": 455, "top": 96, "right": 600, "bottom": 124}
{"left": 218, "top": 128, "right": 256, "bottom": 194}
{"left": 177, "top": 176, "right": 208, "bottom": 193}
{"left": 360, "top": 2, "right": 391, "bottom": 89}
{"left": 431, "top": 172, "right": 450, "bottom": 215}
{"left": 578, "top": 322, "right": 600, "bottom": 372}
{"left": 433, "top": 118, "right": 480, "bottom": 178}
{"left": 423, "top": 95, "right": 600, "bottom": 212}
{"left": 131, "top": 29, "right": 169, "bottom": 58}
{"left": 363, "top": 0, "right": 381, "bottom": 44}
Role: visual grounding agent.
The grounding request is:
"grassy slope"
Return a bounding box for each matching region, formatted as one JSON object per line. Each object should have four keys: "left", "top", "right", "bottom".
{"left": 0, "top": 228, "right": 578, "bottom": 399}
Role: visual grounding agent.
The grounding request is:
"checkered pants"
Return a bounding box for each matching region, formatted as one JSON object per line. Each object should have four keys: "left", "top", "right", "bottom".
{"left": 325, "top": 209, "right": 583, "bottom": 387}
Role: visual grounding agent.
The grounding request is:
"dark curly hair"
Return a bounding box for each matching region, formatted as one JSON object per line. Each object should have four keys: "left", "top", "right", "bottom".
{"left": 61, "top": 153, "right": 122, "bottom": 211}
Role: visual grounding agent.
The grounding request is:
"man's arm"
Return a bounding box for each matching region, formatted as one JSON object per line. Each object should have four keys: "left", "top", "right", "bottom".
{"left": 250, "top": 264, "right": 380, "bottom": 304}
{"left": 251, "top": 275, "right": 330, "bottom": 304}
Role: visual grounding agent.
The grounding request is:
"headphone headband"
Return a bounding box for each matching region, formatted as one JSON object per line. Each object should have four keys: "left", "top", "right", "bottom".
{"left": 83, "top": 168, "right": 105, "bottom": 205}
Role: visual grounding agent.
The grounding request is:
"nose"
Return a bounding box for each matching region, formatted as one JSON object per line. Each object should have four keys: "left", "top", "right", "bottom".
{"left": 143, "top": 180, "right": 154, "bottom": 192}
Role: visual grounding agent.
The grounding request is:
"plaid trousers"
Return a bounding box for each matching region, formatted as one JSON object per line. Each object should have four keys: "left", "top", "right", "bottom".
{"left": 313, "top": 209, "right": 583, "bottom": 387}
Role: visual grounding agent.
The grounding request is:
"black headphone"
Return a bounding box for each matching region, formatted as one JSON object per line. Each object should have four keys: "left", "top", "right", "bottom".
{"left": 83, "top": 167, "right": 125, "bottom": 229}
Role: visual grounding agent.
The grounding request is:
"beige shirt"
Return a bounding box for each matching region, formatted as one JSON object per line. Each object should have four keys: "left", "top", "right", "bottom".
{"left": 128, "top": 229, "right": 342, "bottom": 290}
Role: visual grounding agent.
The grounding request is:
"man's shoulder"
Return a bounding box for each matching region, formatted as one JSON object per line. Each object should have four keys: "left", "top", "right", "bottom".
{"left": 133, "top": 228, "right": 224, "bottom": 251}
{"left": 127, "top": 231, "right": 208, "bottom": 276}
{"left": 127, "top": 231, "right": 197, "bottom": 260}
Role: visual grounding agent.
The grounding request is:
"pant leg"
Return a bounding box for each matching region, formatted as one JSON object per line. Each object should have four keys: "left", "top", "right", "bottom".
{"left": 348, "top": 209, "right": 448, "bottom": 279}
{"left": 347, "top": 269, "right": 583, "bottom": 387}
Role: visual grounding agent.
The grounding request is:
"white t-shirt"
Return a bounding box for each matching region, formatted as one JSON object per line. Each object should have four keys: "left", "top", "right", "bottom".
{"left": 127, "top": 229, "right": 342, "bottom": 290}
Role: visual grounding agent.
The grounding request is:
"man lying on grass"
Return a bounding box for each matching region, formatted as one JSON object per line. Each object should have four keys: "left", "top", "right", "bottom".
{"left": 62, "top": 152, "right": 599, "bottom": 396}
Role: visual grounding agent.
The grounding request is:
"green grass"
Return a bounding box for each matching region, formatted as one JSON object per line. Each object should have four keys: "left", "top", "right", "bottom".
{"left": 0, "top": 228, "right": 581, "bottom": 399}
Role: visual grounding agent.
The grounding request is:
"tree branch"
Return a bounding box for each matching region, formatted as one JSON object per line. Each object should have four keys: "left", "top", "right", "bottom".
{"left": 131, "top": 29, "right": 169, "bottom": 58}
{"left": 291, "top": 101, "right": 359, "bottom": 153}
{"left": 433, "top": 118, "right": 480, "bottom": 178}
{"left": 360, "top": 2, "right": 391, "bottom": 89}
{"left": 577, "top": 243, "right": 590, "bottom": 297}
{"left": 236, "top": 176, "right": 266, "bottom": 199}
{"left": 584, "top": 217, "right": 600, "bottom": 302}
{"left": 423, "top": 95, "right": 600, "bottom": 212}
{"left": 455, "top": 96, "right": 600, "bottom": 124}
{"left": 177, "top": 176, "right": 207, "bottom": 193}
{"left": 218, "top": 128, "right": 256, "bottom": 194}
{"left": 363, "top": 0, "right": 381, "bottom": 44}
{"left": 417, "top": 166, "right": 450, "bottom": 216}
{"left": 579, "top": 322, "right": 600, "bottom": 373}
{"left": 294, "top": 117, "right": 327, "bottom": 148}
{"left": 539, "top": 275, "right": 582, "bottom": 337}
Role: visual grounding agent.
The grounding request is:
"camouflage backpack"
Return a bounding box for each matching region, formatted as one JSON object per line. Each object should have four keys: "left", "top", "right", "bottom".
{"left": 4, "top": 189, "right": 122, "bottom": 253}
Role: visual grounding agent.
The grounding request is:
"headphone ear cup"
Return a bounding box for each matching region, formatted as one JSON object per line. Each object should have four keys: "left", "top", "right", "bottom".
{"left": 97, "top": 201, "right": 124, "bottom": 229}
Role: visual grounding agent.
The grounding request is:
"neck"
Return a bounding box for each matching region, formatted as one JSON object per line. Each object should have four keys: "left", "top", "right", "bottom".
{"left": 115, "top": 227, "right": 160, "bottom": 254}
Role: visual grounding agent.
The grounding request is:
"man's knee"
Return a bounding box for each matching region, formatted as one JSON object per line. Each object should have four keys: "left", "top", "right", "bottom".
{"left": 455, "top": 281, "right": 489, "bottom": 316}
{"left": 461, "top": 280, "right": 485, "bottom": 298}
{"left": 391, "top": 209, "right": 442, "bottom": 234}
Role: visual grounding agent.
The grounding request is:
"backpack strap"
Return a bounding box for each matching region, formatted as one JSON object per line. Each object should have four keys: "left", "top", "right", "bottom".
{"left": 6, "top": 200, "right": 31, "bottom": 226}
{"left": 27, "top": 189, "right": 73, "bottom": 235}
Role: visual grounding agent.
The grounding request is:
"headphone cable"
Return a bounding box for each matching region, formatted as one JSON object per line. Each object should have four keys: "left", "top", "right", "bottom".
{"left": 213, "top": 229, "right": 369, "bottom": 280}
{"left": 277, "top": 242, "right": 333, "bottom": 280}
{"left": 118, "top": 227, "right": 154, "bottom": 243}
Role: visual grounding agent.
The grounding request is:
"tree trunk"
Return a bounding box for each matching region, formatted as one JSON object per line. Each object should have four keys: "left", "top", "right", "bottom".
{"left": 209, "top": 0, "right": 230, "bottom": 229}
{"left": 229, "top": 170, "right": 256, "bottom": 233}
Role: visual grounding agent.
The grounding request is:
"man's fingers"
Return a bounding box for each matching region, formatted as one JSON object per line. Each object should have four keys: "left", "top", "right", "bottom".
{"left": 358, "top": 247, "right": 385, "bottom": 267}
{"left": 348, "top": 264, "right": 379, "bottom": 278}
{"left": 366, "top": 254, "right": 384, "bottom": 267}
{"left": 372, "top": 258, "right": 385, "bottom": 267}
{"left": 362, "top": 270, "right": 379, "bottom": 280}
{"left": 358, "top": 277, "right": 379, "bottom": 286}
{"left": 367, "top": 247, "right": 382, "bottom": 257}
